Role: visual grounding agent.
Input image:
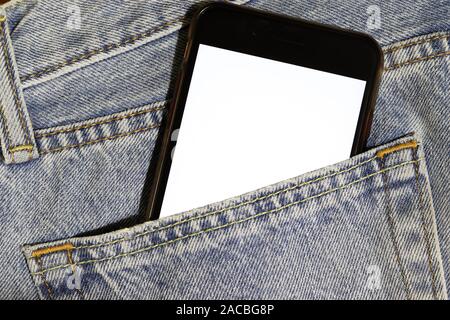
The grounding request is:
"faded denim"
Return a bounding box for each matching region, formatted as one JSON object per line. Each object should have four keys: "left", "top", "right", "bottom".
{"left": 0, "top": 0, "right": 448, "bottom": 299}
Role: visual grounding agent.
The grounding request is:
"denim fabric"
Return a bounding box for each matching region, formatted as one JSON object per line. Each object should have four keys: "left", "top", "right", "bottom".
{"left": 0, "top": 15, "right": 38, "bottom": 163}
{"left": 23, "top": 135, "right": 447, "bottom": 299}
{"left": 0, "top": 0, "right": 448, "bottom": 299}
{"left": 368, "top": 31, "right": 450, "bottom": 293}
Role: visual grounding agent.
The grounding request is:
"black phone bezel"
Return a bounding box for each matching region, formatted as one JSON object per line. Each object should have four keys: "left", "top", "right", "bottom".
{"left": 144, "top": 2, "right": 384, "bottom": 221}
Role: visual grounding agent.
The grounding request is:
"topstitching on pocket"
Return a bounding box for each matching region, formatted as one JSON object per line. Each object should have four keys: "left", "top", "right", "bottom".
{"left": 22, "top": 134, "right": 446, "bottom": 300}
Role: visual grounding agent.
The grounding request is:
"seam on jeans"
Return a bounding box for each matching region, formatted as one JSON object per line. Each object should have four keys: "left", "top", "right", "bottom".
{"left": 39, "top": 123, "right": 161, "bottom": 155}
{"left": 73, "top": 156, "right": 378, "bottom": 251}
{"left": 17, "top": 0, "right": 255, "bottom": 83}
{"left": 378, "top": 157, "right": 412, "bottom": 299}
{"left": 0, "top": 105, "right": 13, "bottom": 149}
{"left": 35, "top": 257, "right": 53, "bottom": 299}
{"left": 0, "top": 107, "right": 32, "bottom": 163}
{"left": 383, "top": 34, "right": 450, "bottom": 54}
{"left": 30, "top": 158, "right": 422, "bottom": 276}
{"left": 22, "top": 153, "right": 377, "bottom": 258}
{"left": 72, "top": 140, "right": 419, "bottom": 252}
{"left": 10, "top": 3, "right": 446, "bottom": 83}
{"left": 0, "top": 21, "right": 32, "bottom": 146}
{"left": 35, "top": 104, "right": 166, "bottom": 138}
{"left": 66, "top": 248, "right": 84, "bottom": 300}
{"left": 411, "top": 148, "right": 439, "bottom": 299}
{"left": 0, "top": 31, "right": 15, "bottom": 161}
{"left": 20, "top": 16, "right": 188, "bottom": 82}
{"left": 385, "top": 50, "right": 450, "bottom": 71}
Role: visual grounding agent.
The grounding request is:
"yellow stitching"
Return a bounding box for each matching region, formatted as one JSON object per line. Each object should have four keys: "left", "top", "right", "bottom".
{"left": 385, "top": 51, "right": 450, "bottom": 71}
{"left": 0, "top": 105, "right": 13, "bottom": 149}
{"left": 67, "top": 249, "right": 75, "bottom": 270}
{"left": 73, "top": 140, "right": 418, "bottom": 252}
{"left": 25, "top": 144, "right": 409, "bottom": 257}
{"left": 0, "top": 23, "right": 32, "bottom": 145}
{"left": 0, "top": 86, "right": 33, "bottom": 161}
{"left": 32, "top": 243, "right": 74, "bottom": 258}
{"left": 9, "top": 144, "right": 33, "bottom": 153}
{"left": 30, "top": 158, "right": 422, "bottom": 276}
{"left": 411, "top": 152, "right": 439, "bottom": 298}
{"left": 39, "top": 124, "right": 160, "bottom": 155}
{"left": 35, "top": 257, "right": 54, "bottom": 299}
{"left": 21, "top": 17, "right": 187, "bottom": 82}
{"left": 74, "top": 156, "right": 380, "bottom": 251}
{"left": 0, "top": 16, "right": 5, "bottom": 23}
{"left": 23, "top": 152, "right": 380, "bottom": 256}
{"left": 36, "top": 103, "right": 166, "bottom": 138}
{"left": 376, "top": 140, "right": 418, "bottom": 158}
{"left": 378, "top": 157, "right": 412, "bottom": 298}
{"left": 0, "top": 27, "right": 15, "bottom": 158}
{"left": 383, "top": 34, "right": 450, "bottom": 54}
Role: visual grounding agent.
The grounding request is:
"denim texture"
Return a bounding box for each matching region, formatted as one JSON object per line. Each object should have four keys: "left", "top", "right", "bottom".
{"left": 0, "top": 0, "right": 448, "bottom": 299}
{"left": 0, "top": 15, "right": 37, "bottom": 163}
{"left": 23, "top": 135, "right": 447, "bottom": 299}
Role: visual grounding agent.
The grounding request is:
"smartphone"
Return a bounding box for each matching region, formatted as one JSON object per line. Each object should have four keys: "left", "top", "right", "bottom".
{"left": 144, "top": 3, "right": 383, "bottom": 220}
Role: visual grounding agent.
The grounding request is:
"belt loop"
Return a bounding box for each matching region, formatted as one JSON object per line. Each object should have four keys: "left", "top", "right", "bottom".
{"left": 0, "top": 10, "right": 38, "bottom": 164}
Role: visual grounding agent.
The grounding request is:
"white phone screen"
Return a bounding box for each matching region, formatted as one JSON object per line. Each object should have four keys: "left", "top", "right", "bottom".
{"left": 160, "top": 44, "right": 366, "bottom": 217}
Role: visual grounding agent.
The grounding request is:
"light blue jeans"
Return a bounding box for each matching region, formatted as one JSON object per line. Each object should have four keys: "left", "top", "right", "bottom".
{"left": 0, "top": 0, "right": 448, "bottom": 299}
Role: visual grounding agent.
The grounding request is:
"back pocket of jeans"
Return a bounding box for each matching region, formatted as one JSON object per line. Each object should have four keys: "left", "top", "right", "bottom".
{"left": 22, "top": 133, "right": 446, "bottom": 300}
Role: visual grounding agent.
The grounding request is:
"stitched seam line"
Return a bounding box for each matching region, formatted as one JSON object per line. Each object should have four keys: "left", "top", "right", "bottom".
{"left": 20, "top": 17, "right": 187, "bottom": 82}
{"left": 72, "top": 141, "right": 419, "bottom": 252}
{"left": 35, "top": 257, "right": 53, "bottom": 299}
{"left": 30, "top": 158, "right": 422, "bottom": 276}
{"left": 0, "top": 21, "right": 32, "bottom": 146}
{"left": 383, "top": 34, "right": 450, "bottom": 53}
{"left": 68, "top": 252, "right": 85, "bottom": 300}
{"left": 412, "top": 148, "right": 439, "bottom": 299}
{"left": 23, "top": 154, "right": 378, "bottom": 258}
{"left": 20, "top": 22, "right": 449, "bottom": 83}
{"left": 73, "top": 156, "right": 378, "bottom": 251}
{"left": 0, "top": 104, "right": 13, "bottom": 150}
{"left": 385, "top": 50, "right": 450, "bottom": 71}
{"left": 35, "top": 103, "right": 166, "bottom": 138}
{"left": 39, "top": 123, "right": 161, "bottom": 155}
{"left": 379, "top": 157, "right": 412, "bottom": 299}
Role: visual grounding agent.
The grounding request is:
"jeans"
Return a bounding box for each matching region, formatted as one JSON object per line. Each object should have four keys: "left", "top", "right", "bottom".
{"left": 0, "top": 0, "right": 448, "bottom": 299}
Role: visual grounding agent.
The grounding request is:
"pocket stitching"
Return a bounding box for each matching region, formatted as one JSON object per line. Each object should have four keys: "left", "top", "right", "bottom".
{"left": 383, "top": 34, "right": 450, "bottom": 54}
{"left": 39, "top": 123, "right": 161, "bottom": 155}
{"left": 71, "top": 141, "right": 419, "bottom": 252}
{"left": 378, "top": 156, "right": 412, "bottom": 299}
{"left": 0, "top": 20, "right": 32, "bottom": 146}
{"left": 35, "top": 257, "right": 54, "bottom": 300}
{"left": 20, "top": 17, "right": 187, "bottom": 83}
{"left": 35, "top": 103, "right": 167, "bottom": 138}
{"left": 384, "top": 50, "right": 450, "bottom": 71}
{"left": 30, "top": 158, "right": 423, "bottom": 276}
{"left": 412, "top": 148, "right": 439, "bottom": 299}
{"left": 75, "top": 156, "right": 379, "bottom": 251}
